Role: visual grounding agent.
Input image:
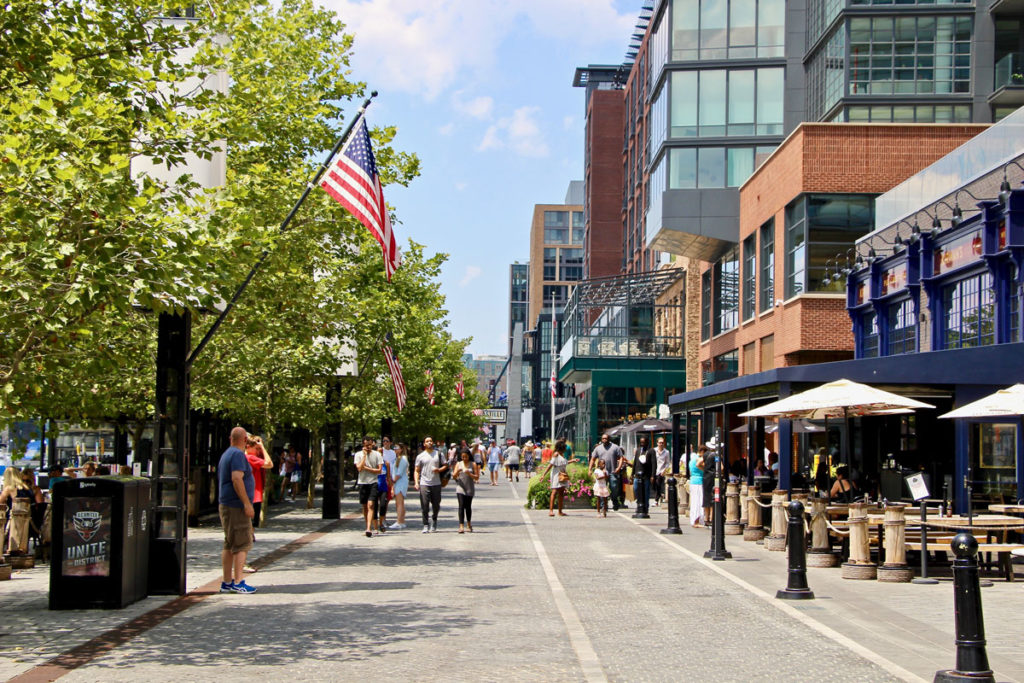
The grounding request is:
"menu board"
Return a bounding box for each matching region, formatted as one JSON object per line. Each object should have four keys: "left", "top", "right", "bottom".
{"left": 62, "top": 497, "right": 112, "bottom": 577}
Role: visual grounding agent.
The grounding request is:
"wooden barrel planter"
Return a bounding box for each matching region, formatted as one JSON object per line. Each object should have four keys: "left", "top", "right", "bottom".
{"left": 877, "top": 503, "right": 913, "bottom": 583}
{"left": 764, "top": 489, "right": 789, "bottom": 551}
{"left": 841, "top": 503, "right": 877, "bottom": 580}
{"left": 807, "top": 497, "right": 839, "bottom": 568}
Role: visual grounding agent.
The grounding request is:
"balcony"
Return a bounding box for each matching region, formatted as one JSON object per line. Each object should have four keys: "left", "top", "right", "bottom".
{"left": 990, "top": 53, "right": 1024, "bottom": 108}
{"left": 561, "top": 334, "right": 683, "bottom": 365}
{"left": 701, "top": 356, "right": 738, "bottom": 387}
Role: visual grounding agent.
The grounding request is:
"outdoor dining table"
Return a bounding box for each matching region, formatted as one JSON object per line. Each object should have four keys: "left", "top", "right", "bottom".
{"left": 988, "top": 504, "right": 1024, "bottom": 517}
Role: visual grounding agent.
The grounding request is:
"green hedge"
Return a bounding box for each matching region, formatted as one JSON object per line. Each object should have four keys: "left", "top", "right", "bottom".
{"left": 525, "top": 462, "right": 595, "bottom": 509}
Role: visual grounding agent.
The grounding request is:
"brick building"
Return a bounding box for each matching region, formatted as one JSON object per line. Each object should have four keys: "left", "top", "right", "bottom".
{"left": 697, "top": 123, "right": 987, "bottom": 385}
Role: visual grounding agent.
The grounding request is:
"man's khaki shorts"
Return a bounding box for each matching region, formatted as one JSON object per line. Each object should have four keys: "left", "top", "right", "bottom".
{"left": 219, "top": 505, "right": 254, "bottom": 554}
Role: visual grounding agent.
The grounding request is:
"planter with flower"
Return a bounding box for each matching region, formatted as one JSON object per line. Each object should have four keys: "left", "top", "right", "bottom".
{"left": 526, "top": 462, "right": 596, "bottom": 509}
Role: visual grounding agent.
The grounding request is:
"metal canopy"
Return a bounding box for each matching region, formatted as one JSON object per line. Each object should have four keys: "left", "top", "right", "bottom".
{"left": 566, "top": 269, "right": 683, "bottom": 309}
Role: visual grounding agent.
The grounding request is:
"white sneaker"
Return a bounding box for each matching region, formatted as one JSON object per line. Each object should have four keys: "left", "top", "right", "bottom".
{"left": 388, "top": 522, "right": 402, "bottom": 530}
{"left": 422, "top": 525, "right": 430, "bottom": 534}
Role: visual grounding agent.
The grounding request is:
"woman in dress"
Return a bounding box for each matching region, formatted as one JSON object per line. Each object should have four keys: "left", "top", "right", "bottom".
{"left": 540, "top": 441, "right": 569, "bottom": 517}
{"left": 523, "top": 441, "right": 535, "bottom": 474}
{"left": 389, "top": 444, "right": 410, "bottom": 529}
{"left": 592, "top": 458, "right": 610, "bottom": 517}
{"left": 453, "top": 447, "right": 480, "bottom": 533}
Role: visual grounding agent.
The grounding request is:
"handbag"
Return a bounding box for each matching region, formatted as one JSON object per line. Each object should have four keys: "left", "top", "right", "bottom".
{"left": 558, "top": 471, "right": 570, "bottom": 484}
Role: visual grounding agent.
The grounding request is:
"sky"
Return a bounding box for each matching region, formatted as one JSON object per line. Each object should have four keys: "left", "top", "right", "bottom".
{"left": 317, "top": 0, "right": 641, "bottom": 356}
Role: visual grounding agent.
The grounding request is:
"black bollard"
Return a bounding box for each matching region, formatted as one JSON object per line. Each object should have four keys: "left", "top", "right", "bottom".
{"left": 912, "top": 500, "right": 939, "bottom": 585}
{"left": 776, "top": 500, "right": 814, "bottom": 600}
{"left": 704, "top": 456, "right": 732, "bottom": 560}
{"left": 661, "top": 475, "right": 683, "bottom": 535}
{"left": 934, "top": 533, "right": 995, "bottom": 683}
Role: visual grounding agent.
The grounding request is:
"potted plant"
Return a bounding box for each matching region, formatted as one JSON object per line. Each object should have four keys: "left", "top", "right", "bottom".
{"left": 1012, "top": 72, "right": 1024, "bottom": 85}
{"left": 525, "top": 462, "right": 596, "bottom": 510}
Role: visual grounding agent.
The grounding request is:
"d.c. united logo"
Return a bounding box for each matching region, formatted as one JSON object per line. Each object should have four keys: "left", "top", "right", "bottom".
{"left": 72, "top": 511, "right": 102, "bottom": 542}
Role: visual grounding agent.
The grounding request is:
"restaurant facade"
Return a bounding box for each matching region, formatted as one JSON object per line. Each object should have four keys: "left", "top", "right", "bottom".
{"left": 669, "top": 107, "right": 1024, "bottom": 512}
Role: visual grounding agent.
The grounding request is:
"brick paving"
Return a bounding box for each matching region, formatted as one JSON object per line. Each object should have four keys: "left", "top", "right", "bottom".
{"left": 0, "top": 484, "right": 1021, "bottom": 682}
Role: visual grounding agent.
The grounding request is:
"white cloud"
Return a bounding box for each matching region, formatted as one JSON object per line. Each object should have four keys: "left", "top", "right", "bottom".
{"left": 454, "top": 181, "right": 467, "bottom": 191}
{"left": 477, "top": 106, "right": 549, "bottom": 158}
{"left": 452, "top": 92, "right": 494, "bottom": 119}
{"left": 562, "top": 115, "right": 575, "bottom": 130}
{"left": 438, "top": 122, "right": 455, "bottom": 136}
{"left": 460, "top": 265, "right": 483, "bottom": 286}
{"left": 319, "top": 0, "right": 635, "bottom": 100}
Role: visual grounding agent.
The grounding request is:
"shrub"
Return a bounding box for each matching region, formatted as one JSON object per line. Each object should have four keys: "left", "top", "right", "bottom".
{"left": 525, "top": 462, "right": 595, "bottom": 509}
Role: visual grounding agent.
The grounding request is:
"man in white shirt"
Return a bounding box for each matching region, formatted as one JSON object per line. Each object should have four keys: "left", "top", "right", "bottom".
{"left": 653, "top": 436, "right": 671, "bottom": 506}
{"left": 355, "top": 436, "right": 383, "bottom": 538}
{"left": 504, "top": 440, "right": 522, "bottom": 482}
{"left": 379, "top": 436, "right": 397, "bottom": 530}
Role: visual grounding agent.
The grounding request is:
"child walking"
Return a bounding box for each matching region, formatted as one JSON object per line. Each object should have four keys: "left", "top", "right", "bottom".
{"left": 593, "top": 458, "right": 610, "bottom": 517}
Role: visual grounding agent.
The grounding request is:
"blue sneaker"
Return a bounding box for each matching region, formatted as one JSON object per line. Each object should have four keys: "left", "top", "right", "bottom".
{"left": 231, "top": 580, "right": 257, "bottom": 594}
{"left": 220, "top": 581, "right": 235, "bottom": 593}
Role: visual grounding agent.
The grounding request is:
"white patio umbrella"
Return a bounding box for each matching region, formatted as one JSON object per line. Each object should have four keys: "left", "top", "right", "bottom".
{"left": 939, "top": 384, "right": 1024, "bottom": 419}
{"left": 738, "top": 378, "right": 935, "bottom": 468}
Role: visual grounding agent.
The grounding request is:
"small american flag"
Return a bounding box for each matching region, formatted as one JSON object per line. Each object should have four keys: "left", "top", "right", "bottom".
{"left": 455, "top": 373, "right": 465, "bottom": 399}
{"left": 549, "top": 366, "right": 557, "bottom": 398}
{"left": 321, "top": 116, "right": 401, "bottom": 279}
{"left": 382, "top": 344, "right": 406, "bottom": 412}
{"left": 425, "top": 370, "right": 435, "bottom": 406}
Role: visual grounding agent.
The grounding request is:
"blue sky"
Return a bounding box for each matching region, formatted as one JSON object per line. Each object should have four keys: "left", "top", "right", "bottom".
{"left": 319, "top": 0, "right": 641, "bottom": 355}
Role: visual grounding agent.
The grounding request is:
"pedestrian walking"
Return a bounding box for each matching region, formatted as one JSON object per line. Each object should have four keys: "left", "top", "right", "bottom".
{"left": 376, "top": 449, "right": 392, "bottom": 534}
{"left": 631, "top": 437, "right": 655, "bottom": 519}
{"left": 453, "top": 447, "right": 480, "bottom": 533}
{"left": 218, "top": 426, "right": 257, "bottom": 594}
{"left": 486, "top": 439, "right": 502, "bottom": 486}
{"left": 589, "top": 433, "right": 625, "bottom": 512}
{"left": 523, "top": 441, "right": 535, "bottom": 474}
{"left": 593, "top": 458, "right": 610, "bottom": 517}
{"left": 388, "top": 444, "right": 410, "bottom": 530}
{"left": 689, "top": 446, "right": 706, "bottom": 528}
{"left": 504, "top": 440, "right": 522, "bottom": 482}
{"left": 355, "top": 436, "right": 383, "bottom": 538}
{"left": 653, "top": 437, "right": 671, "bottom": 506}
{"left": 279, "top": 448, "right": 294, "bottom": 500}
{"left": 289, "top": 446, "right": 304, "bottom": 500}
{"left": 414, "top": 436, "right": 447, "bottom": 533}
{"left": 540, "top": 441, "right": 569, "bottom": 517}
{"left": 379, "top": 436, "right": 397, "bottom": 529}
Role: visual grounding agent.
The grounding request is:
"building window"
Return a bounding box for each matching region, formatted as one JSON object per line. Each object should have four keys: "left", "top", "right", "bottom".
{"left": 785, "top": 194, "right": 875, "bottom": 297}
{"left": 701, "top": 270, "right": 712, "bottom": 341}
{"left": 560, "top": 248, "right": 583, "bottom": 281}
{"left": 703, "top": 349, "right": 739, "bottom": 386}
{"left": 785, "top": 199, "right": 806, "bottom": 298}
{"left": 742, "top": 341, "right": 756, "bottom": 375}
{"left": 543, "top": 285, "right": 568, "bottom": 310}
{"left": 887, "top": 298, "right": 916, "bottom": 355}
{"left": 670, "top": 67, "right": 784, "bottom": 139}
{"left": 1010, "top": 266, "right": 1020, "bottom": 343}
{"left": 942, "top": 271, "right": 995, "bottom": 349}
{"left": 671, "top": 0, "right": 784, "bottom": 61}
{"left": 862, "top": 311, "right": 879, "bottom": 358}
{"left": 806, "top": 27, "right": 845, "bottom": 121}
{"left": 845, "top": 103, "right": 972, "bottom": 124}
{"left": 543, "top": 248, "right": 557, "bottom": 281}
{"left": 849, "top": 15, "right": 972, "bottom": 97}
{"left": 760, "top": 334, "right": 774, "bottom": 370}
{"left": 544, "top": 228, "right": 568, "bottom": 243}
{"left": 742, "top": 234, "right": 756, "bottom": 321}
{"left": 714, "top": 246, "right": 739, "bottom": 335}
{"left": 668, "top": 144, "right": 775, "bottom": 190}
{"left": 544, "top": 211, "right": 568, "bottom": 226}
{"left": 760, "top": 218, "right": 775, "bottom": 312}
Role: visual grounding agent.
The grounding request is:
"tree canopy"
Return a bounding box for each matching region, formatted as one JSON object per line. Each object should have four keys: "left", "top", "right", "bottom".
{"left": 0, "top": 0, "right": 485, "bottom": 441}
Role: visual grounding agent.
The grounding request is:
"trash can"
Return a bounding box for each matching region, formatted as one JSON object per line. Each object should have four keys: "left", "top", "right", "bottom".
{"left": 49, "top": 475, "right": 151, "bottom": 609}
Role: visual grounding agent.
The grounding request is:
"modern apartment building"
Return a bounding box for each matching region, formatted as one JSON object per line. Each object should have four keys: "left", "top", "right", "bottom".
{"left": 527, "top": 184, "right": 585, "bottom": 329}
{"left": 508, "top": 261, "right": 529, "bottom": 355}
{"left": 462, "top": 353, "right": 508, "bottom": 400}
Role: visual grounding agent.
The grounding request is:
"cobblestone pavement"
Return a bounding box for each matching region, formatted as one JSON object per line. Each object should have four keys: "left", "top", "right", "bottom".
{"left": 1, "top": 482, "right": 1021, "bottom": 682}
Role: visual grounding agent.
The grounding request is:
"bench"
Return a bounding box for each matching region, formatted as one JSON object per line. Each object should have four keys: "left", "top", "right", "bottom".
{"left": 905, "top": 541, "right": 1024, "bottom": 581}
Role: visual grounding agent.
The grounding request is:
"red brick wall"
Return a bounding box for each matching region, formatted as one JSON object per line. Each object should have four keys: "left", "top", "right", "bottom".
{"left": 584, "top": 89, "right": 625, "bottom": 280}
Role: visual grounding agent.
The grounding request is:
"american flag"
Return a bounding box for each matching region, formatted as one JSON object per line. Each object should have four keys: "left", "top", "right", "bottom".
{"left": 425, "top": 370, "right": 435, "bottom": 405}
{"left": 320, "top": 116, "right": 401, "bottom": 279}
{"left": 455, "top": 373, "right": 465, "bottom": 399}
{"left": 382, "top": 344, "right": 406, "bottom": 412}
{"left": 549, "top": 366, "right": 557, "bottom": 398}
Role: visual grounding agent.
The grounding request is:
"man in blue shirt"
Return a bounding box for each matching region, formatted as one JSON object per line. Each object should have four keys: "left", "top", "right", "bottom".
{"left": 218, "top": 426, "right": 256, "bottom": 594}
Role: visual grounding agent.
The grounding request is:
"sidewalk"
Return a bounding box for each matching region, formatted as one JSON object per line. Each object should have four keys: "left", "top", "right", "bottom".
{"left": 0, "top": 485, "right": 1020, "bottom": 682}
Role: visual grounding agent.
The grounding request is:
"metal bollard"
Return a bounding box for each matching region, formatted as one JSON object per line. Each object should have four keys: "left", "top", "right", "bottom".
{"left": 661, "top": 475, "right": 683, "bottom": 535}
{"left": 777, "top": 501, "right": 814, "bottom": 600}
{"left": 913, "top": 501, "right": 939, "bottom": 585}
{"left": 704, "top": 456, "right": 731, "bottom": 560}
{"left": 934, "top": 533, "right": 994, "bottom": 683}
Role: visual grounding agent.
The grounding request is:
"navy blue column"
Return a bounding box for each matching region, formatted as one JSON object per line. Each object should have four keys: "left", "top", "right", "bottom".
{"left": 955, "top": 419, "right": 970, "bottom": 515}
{"left": 778, "top": 418, "right": 793, "bottom": 492}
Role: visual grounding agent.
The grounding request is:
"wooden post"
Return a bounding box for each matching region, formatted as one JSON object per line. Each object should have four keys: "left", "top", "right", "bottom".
{"left": 764, "top": 489, "right": 790, "bottom": 551}
{"left": 6, "top": 498, "right": 35, "bottom": 569}
{"left": 678, "top": 474, "right": 690, "bottom": 517}
{"left": 725, "top": 482, "right": 742, "bottom": 535}
{"left": 739, "top": 481, "right": 749, "bottom": 527}
{"left": 807, "top": 497, "right": 839, "bottom": 567}
{"left": 744, "top": 483, "right": 765, "bottom": 541}
{"left": 841, "top": 502, "right": 877, "bottom": 579}
{"left": 878, "top": 503, "right": 913, "bottom": 582}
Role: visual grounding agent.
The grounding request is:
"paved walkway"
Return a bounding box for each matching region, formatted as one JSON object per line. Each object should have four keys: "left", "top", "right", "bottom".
{"left": 1, "top": 481, "right": 1022, "bottom": 682}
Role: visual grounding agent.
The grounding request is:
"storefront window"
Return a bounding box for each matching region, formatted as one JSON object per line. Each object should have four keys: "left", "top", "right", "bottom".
{"left": 862, "top": 311, "right": 879, "bottom": 358}
{"left": 887, "top": 298, "right": 916, "bottom": 355}
{"left": 942, "top": 271, "right": 995, "bottom": 349}
{"left": 974, "top": 423, "right": 1017, "bottom": 501}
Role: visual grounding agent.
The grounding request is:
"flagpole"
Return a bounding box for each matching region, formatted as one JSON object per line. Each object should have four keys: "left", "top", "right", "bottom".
{"left": 186, "top": 91, "right": 379, "bottom": 368}
{"left": 550, "top": 290, "right": 557, "bottom": 443}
